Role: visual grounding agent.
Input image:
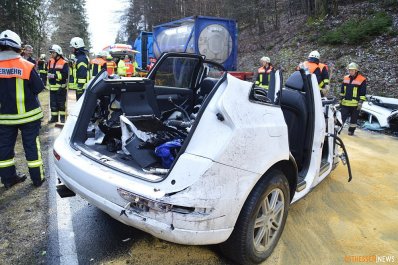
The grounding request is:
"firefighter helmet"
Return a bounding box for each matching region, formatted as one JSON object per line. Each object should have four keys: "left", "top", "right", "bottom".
{"left": 49, "top": 44, "right": 63, "bottom": 55}
{"left": 70, "top": 37, "right": 85, "bottom": 49}
{"left": 98, "top": 51, "right": 107, "bottom": 57}
{"left": 260, "top": 56, "right": 270, "bottom": 63}
{"left": 40, "top": 54, "right": 46, "bottom": 60}
{"left": 0, "top": 29, "right": 22, "bottom": 49}
{"left": 347, "top": 62, "right": 359, "bottom": 71}
{"left": 308, "top": 50, "right": 320, "bottom": 60}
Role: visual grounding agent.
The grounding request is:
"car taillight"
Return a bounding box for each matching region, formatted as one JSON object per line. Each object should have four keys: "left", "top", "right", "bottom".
{"left": 53, "top": 149, "right": 61, "bottom": 161}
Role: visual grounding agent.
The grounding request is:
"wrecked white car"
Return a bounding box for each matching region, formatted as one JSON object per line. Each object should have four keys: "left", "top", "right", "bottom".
{"left": 360, "top": 95, "right": 398, "bottom": 131}
{"left": 53, "top": 52, "right": 351, "bottom": 264}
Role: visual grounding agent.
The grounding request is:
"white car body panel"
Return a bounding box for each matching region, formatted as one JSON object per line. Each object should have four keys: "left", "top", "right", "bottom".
{"left": 361, "top": 101, "right": 395, "bottom": 128}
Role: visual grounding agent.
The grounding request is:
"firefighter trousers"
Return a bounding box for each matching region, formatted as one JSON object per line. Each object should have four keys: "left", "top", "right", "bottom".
{"left": 0, "top": 120, "right": 44, "bottom": 184}
{"left": 341, "top": 105, "right": 359, "bottom": 133}
{"left": 50, "top": 88, "right": 67, "bottom": 121}
{"left": 39, "top": 73, "right": 47, "bottom": 87}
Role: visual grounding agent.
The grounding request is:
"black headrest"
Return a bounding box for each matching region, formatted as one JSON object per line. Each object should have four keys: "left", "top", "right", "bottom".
{"left": 199, "top": 77, "right": 219, "bottom": 96}
{"left": 285, "top": 71, "right": 304, "bottom": 91}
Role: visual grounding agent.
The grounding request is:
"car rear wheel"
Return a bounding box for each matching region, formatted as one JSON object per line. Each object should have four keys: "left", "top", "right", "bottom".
{"left": 220, "top": 169, "right": 290, "bottom": 265}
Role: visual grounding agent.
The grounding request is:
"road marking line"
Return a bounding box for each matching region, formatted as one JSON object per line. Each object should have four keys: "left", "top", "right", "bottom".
{"left": 49, "top": 127, "right": 79, "bottom": 265}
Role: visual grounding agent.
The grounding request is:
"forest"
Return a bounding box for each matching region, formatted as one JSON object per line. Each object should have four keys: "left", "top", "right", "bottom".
{"left": 1, "top": 0, "right": 397, "bottom": 96}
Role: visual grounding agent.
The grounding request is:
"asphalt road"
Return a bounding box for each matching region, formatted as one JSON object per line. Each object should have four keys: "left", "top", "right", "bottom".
{"left": 47, "top": 91, "right": 398, "bottom": 265}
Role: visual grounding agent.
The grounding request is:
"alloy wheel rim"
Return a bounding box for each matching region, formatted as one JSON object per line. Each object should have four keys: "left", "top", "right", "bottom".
{"left": 253, "top": 188, "right": 285, "bottom": 252}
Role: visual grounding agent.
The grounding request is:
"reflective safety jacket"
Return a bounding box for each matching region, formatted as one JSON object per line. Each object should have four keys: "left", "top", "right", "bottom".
{"left": 340, "top": 73, "right": 367, "bottom": 107}
{"left": 255, "top": 65, "right": 274, "bottom": 89}
{"left": 0, "top": 56, "right": 44, "bottom": 125}
{"left": 106, "top": 61, "right": 116, "bottom": 75}
{"left": 124, "top": 59, "right": 133, "bottom": 77}
{"left": 303, "top": 61, "right": 329, "bottom": 89}
{"left": 90, "top": 57, "right": 106, "bottom": 77}
{"left": 37, "top": 59, "right": 47, "bottom": 75}
{"left": 117, "top": 59, "right": 127, "bottom": 76}
{"left": 48, "top": 57, "right": 69, "bottom": 91}
{"left": 75, "top": 51, "right": 90, "bottom": 90}
{"left": 68, "top": 61, "right": 77, "bottom": 90}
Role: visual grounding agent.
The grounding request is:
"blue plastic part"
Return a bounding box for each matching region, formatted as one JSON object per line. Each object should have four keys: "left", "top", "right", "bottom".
{"left": 154, "top": 139, "right": 183, "bottom": 169}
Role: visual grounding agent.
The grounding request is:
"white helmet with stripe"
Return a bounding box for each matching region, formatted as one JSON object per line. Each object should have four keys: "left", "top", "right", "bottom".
{"left": 0, "top": 30, "right": 22, "bottom": 49}
{"left": 49, "top": 44, "right": 63, "bottom": 55}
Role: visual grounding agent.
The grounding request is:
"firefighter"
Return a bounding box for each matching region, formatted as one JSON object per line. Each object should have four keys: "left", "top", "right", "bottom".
{"left": 90, "top": 51, "right": 107, "bottom": 77}
{"left": 22, "top": 44, "right": 36, "bottom": 65}
{"left": 124, "top": 54, "right": 135, "bottom": 77}
{"left": 340, "top": 62, "right": 366, "bottom": 136}
{"left": 70, "top": 37, "right": 89, "bottom": 100}
{"left": 37, "top": 53, "right": 48, "bottom": 85}
{"left": 48, "top": 44, "right": 68, "bottom": 123}
{"left": 68, "top": 54, "right": 77, "bottom": 95}
{"left": 117, "top": 56, "right": 127, "bottom": 77}
{"left": 0, "top": 30, "right": 45, "bottom": 188}
{"left": 146, "top": 56, "right": 156, "bottom": 71}
{"left": 255, "top": 56, "right": 274, "bottom": 90}
{"left": 106, "top": 54, "right": 116, "bottom": 76}
{"left": 300, "top": 50, "right": 330, "bottom": 96}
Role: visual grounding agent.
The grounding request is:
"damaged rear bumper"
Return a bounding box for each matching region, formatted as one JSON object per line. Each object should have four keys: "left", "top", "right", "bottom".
{"left": 56, "top": 168, "right": 233, "bottom": 245}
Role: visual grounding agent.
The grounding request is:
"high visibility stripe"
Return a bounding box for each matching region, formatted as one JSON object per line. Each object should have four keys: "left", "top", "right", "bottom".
{"left": 77, "top": 62, "right": 87, "bottom": 69}
{"left": 0, "top": 107, "right": 42, "bottom": 120}
{"left": 27, "top": 159, "right": 43, "bottom": 167}
{"left": 77, "top": 79, "right": 86, "bottom": 83}
{"left": 0, "top": 158, "right": 15, "bottom": 168}
{"left": 56, "top": 71, "right": 62, "bottom": 80}
{"left": 360, "top": 95, "right": 366, "bottom": 101}
{"left": 49, "top": 84, "right": 66, "bottom": 91}
{"left": 0, "top": 112, "right": 43, "bottom": 125}
{"left": 16, "top": 78, "right": 26, "bottom": 114}
{"left": 353, "top": 87, "right": 358, "bottom": 98}
{"left": 50, "top": 84, "right": 60, "bottom": 91}
{"left": 319, "top": 80, "right": 324, "bottom": 88}
{"left": 59, "top": 111, "right": 66, "bottom": 115}
{"left": 51, "top": 111, "right": 58, "bottom": 116}
{"left": 39, "top": 70, "right": 47, "bottom": 74}
{"left": 323, "top": 78, "right": 330, "bottom": 84}
{"left": 341, "top": 99, "right": 358, "bottom": 106}
{"left": 36, "top": 136, "right": 44, "bottom": 179}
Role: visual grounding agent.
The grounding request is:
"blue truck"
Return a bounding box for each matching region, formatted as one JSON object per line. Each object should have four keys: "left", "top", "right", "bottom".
{"left": 132, "top": 16, "right": 246, "bottom": 74}
{"left": 132, "top": 31, "right": 154, "bottom": 70}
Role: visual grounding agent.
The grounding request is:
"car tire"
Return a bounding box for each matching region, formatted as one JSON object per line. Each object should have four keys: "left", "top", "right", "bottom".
{"left": 220, "top": 169, "right": 290, "bottom": 265}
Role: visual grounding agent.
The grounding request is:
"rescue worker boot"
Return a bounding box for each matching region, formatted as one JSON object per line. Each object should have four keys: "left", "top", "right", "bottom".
{"left": 60, "top": 115, "right": 65, "bottom": 123}
{"left": 32, "top": 178, "right": 46, "bottom": 188}
{"left": 348, "top": 127, "right": 355, "bottom": 136}
{"left": 49, "top": 116, "right": 58, "bottom": 123}
{"left": 3, "top": 174, "right": 27, "bottom": 189}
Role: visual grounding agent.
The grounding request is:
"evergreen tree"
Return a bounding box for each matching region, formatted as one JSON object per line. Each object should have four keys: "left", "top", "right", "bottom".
{"left": 49, "top": 0, "right": 91, "bottom": 55}
{"left": 0, "top": 0, "right": 41, "bottom": 47}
